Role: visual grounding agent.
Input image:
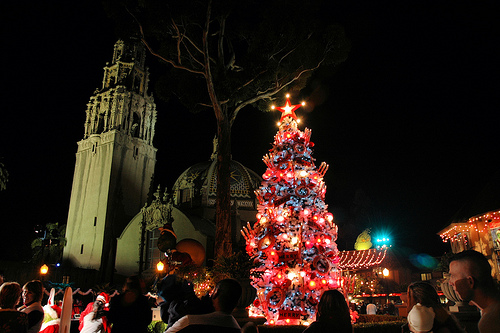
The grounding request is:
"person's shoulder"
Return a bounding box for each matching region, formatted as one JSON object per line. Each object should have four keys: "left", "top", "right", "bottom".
{"left": 435, "top": 313, "right": 466, "bottom": 333}
{"left": 0, "top": 310, "right": 27, "bottom": 319}
{"left": 166, "top": 315, "right": 190, "bottom": 333}
{"left": 491, "top": 296, "right": 500, "bottom": 310}
{"left": 0, "top": 311, "right": 29, "bottom": 328}
{"left": 171, "top": 325, "right": 240, "bottom": 333}
{"left": 166, "top": 312, "right": 240, "bottom": 332}
{"left": 478, "top": 308, "right": 500, "bottom": 333}
{"left": 481, "top": 297, "right": 500, "bottom": 320}
{"left": 302, "top": 321, "right": 324, "bottom": 333}
{"left": 481, "top": 297, "right": 500, "bottom": 317}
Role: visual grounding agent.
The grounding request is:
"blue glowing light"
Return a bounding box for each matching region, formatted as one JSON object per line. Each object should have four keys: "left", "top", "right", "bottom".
{"left": 374, "top": 234, "right": 392, "bottom": 248}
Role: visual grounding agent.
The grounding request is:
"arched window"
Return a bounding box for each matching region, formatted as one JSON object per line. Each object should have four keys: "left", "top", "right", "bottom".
{"left": 131, "top": 113, "right": 141, "bottom": 138}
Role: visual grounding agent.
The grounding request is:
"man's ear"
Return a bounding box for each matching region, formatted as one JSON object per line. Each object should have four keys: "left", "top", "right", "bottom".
{"left": 467, "top": 276, "right": 475, "bottom": 289}
{"left": 211, "top": 289, "right": 219, "bottom": 300}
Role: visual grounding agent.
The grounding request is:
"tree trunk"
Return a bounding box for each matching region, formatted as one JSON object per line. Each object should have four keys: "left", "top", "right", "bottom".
{"left": 214, "top": 115, "right": 232, "bottom": 259}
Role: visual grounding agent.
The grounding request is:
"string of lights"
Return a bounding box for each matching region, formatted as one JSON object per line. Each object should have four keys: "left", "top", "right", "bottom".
{"left": 338, "top": 248, "right": 388, "bottom": 270}
{"left": 439, "top": 210, "right": 500, "bottom": 243}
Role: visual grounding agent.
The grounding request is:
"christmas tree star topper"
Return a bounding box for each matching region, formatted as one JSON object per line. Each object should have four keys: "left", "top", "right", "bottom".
{"left": 272, "top": 94, "right": 305, "bottom": 121}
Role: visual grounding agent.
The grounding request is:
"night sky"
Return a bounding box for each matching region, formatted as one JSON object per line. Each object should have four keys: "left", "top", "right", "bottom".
{"left": 1, "top": 1, "right": 498, "bottom": 262}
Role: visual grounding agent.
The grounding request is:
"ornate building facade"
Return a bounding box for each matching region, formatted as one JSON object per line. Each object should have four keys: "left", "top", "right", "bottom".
{"left": 63, "top": 39, "right": 157, "bottom": 281}
{"left": 115, "top": 139, "right": 262, "bottom": 277}
{"left": 63, "top": 39, "right": 262, "bottom": 282}
{"left": 438, "top": 172, "right": 500, "bottom": 281}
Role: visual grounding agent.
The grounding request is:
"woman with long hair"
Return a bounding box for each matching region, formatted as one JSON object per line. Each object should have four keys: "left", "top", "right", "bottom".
{"left": 17, "top": 280, "right": 44, "bottom": 333}
{"left": 303, "top": 289, "right": 353, "bottom": 333}
{"left": 406, "top": 281, "right": 465, "bottom": 333}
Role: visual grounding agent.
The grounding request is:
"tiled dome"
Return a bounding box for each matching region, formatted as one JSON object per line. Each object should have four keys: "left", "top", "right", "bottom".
{"left": 172, "top": 140, "right": 262, "bottom": 207}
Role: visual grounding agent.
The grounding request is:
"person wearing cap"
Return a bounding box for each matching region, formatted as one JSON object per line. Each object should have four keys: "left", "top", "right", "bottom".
{"left": 79, "top": 293, "right": 110, "bottom": 333}
{"left": 407, "top": 303, "right": 435, "bottom": 333}
{"left": 406, "top": 281, "right": 465, "bottom": 333}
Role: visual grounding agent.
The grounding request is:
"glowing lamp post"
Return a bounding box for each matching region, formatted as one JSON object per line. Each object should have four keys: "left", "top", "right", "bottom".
{"left": 156, "top": 261, "right": 165, "bottom": 272}
{"left": 40, "top": 264, "right": 49, "bottom": 279}
{"left": 381, "top": 268, "right": 390, "bottom": 299}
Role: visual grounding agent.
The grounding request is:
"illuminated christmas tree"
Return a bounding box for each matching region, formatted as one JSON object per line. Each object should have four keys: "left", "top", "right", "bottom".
{"left": 242, "top": 95, "right": 340, "bottom": 325}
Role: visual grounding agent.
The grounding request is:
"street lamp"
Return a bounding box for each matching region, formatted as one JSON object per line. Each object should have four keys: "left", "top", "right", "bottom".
{"left": 382, "top": 268, "right": 389, "bottom": 277}
{"left": 156, "top": 261, "right": 165, "bottom": 272}
{"left": 40, "top": 264, "right": 49, "bottom": 275}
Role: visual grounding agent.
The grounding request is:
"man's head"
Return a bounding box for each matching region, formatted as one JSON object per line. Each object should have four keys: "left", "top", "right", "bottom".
{"left": 93, "top": 299, "right": 105, "bottom": 312}
{"left": 0, "top": 282, "right": 22, "bottom": 309}
{"left": 123, "top": 275, "right": 145, "bottom": 294}
{"left": 211, "top": 279, "right": 242, "bottom": 314}
{"left": 448, "top": 250, "right": 495, "bottom": 302}
{"left": 95, "top": 292, "right": 110, "bottom": 308}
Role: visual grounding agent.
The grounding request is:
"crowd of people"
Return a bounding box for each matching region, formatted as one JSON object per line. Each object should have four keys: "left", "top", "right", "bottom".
{"left": 354, "top": 299, "right": 396, "bottom": 316}
{"left": 1, "top": 249, "right": 499, "bottom": 333}
{"left": 404, "top": 250, "right": 500, "bottom": 333}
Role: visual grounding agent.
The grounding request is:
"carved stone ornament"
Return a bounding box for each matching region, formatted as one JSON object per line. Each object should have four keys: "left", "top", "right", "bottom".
{"left": 141, "top": 185, "right": 174, "bottom": 231}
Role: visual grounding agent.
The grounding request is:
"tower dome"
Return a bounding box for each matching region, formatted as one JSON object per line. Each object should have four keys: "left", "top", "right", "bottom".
{"left": 172, "top": 138, "right": 262, "bottom": 210}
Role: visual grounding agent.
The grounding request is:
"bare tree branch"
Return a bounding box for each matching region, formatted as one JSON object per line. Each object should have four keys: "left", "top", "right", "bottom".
{"left": 234, "top": 69, "right": 268, "bottom": 92}
{"left": 171, "top": 17, "right": 218, "bottom": 67}
{"left": 229, "top": 58, "right": 325, "bottom": 126}
{"left": 126, "top": 7, "right": 205, "bottom": 76}
{"left": 171, "top": 18, "right": 205, "bottom": 58}
{"left": 203, "top": 0, "right": 223, "bottom": 121}
{"left": 142, "top": 36, "right": 205, "bottom": 76}
{"left": 218, "top": 17, "right": 225, "bottom": 68}
{"left": 171, "top": 18, "right": 184, "bottom": 64}
{"left": 181, "top": 39, "right": 205, "bottom": 68}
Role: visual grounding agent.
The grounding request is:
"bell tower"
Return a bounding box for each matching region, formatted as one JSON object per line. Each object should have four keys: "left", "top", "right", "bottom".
{"left": 63, "top": 39, "right": 157, "bottom": 281}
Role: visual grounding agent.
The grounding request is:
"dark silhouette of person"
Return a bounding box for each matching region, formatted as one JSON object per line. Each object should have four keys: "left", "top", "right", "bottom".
{"left": 302, "top": 289, "right": 353, "bottom": 333}
{"left": 107, "top": 276, "right": 152, "bottom": 333}
{"left": 166, "top": 279, "right": 242, "bottom": 333}
{"left": 156, "top": 274, "right": 203, "bottom": 326}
